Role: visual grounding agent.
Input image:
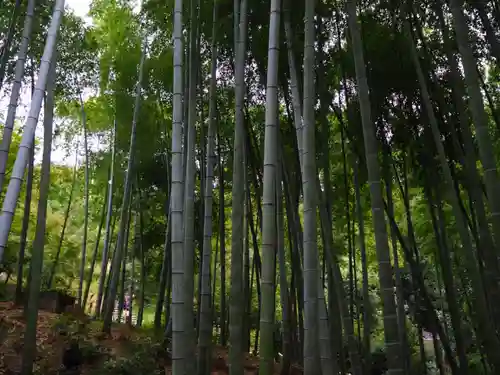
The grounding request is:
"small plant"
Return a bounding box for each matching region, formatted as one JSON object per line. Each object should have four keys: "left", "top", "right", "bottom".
{"left": 79, "top": 338, "right": 109, "bottom": 364}
{"left": 95, "top": 340, "right": 168, "bottom": 375}
{"left": 52, "top": 314, "right": 88, "bottom": 340}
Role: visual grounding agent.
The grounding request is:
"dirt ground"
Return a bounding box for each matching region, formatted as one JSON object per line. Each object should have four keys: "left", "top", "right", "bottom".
{"left": 0, "top": 301, "right": 302, "bottom": 375}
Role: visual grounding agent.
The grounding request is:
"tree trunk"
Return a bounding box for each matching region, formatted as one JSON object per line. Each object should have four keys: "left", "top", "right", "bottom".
{"left": 353, "top": 156, "right": 371, "bottom": 373}
{"left": 83, "top": 186, "right": 108, "bottom": 309}
{"left": 276, "top": 154, "right": 291, "bottom": 375}
{"left": 136, "top": 191, "right": 145, "bottom": 326}
{"left": 103, "top": 39, "right": 146, "bottom": 333}
{"left": 170, "top": 0, "right": 186, "bottom": 369}
{"left": 346, "top": 1, "right": 404, "bottom": 373}
{"left": 20, "top": 45, "right": 57, "bottom": 375}
{"left": 16, "top": 65, "right": 37, "bottom": 302}
{"left": 302, "top": 0, "right": 320, "bottom": 373}
{"left": 77, "top": 93, "right": 90, "bottom": 306}
{"left": 95, "top": 121, "right": 116, "bottom": 317}
{"left": 15, "top": 133, "right": 34, "bottom": 303}
{"left": 218, "top": 131, "right": 227, "bottom": 346}
{"left": 383, "top": 150, "right": 410, "bottom": 372}
{"left": 155, "top": 195, "right": 171, "bottom": 330}
{"left": 197, "top": 2, "right": 218, "bottom": 372}
{"left": 229, "top": 0, "right": 248, "bottom": 373}
{"left": 183, "top": 0, "right": 201, "bottom": 369}
{"left": 258, "top": 0, "right": 281, "bottom": 373}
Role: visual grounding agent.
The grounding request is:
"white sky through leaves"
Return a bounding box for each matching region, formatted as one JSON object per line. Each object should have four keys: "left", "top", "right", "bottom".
{"left": 0, "top": 0, "right": 93, "bottom": 166}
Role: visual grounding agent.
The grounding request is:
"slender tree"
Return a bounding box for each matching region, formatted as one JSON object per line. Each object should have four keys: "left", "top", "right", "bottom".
{"left": 229, "top": 0, "right": 248, "bottom": 373}
{"left": 83, "top": 187, "right": 108, "bottom": 308}
{"left": 103, "top": 39, "right": 147, "bottom": 333}
{"left": 46, "top": 149, "right": 78, "bottom": 289}
{"left": 170, "top": 0, "right": 186, "bottom": 370}
{"left": 77, "top": 93, "right": 90, "bottom": 306}
{"left": 15, "top": 136, "right": 34, "bottom": 302}
{"left": 276, "top": 153, "right": 292, "bottom": 375}
{"left": 218, "top": 131, "right": 227, "bottom": 346}
{"left": 15, "top": 63, "right": 36, "bottom": 303}
{"left": 302, "top": 0, "right": 320, "bottom": 373}
{"left": 136, "top": 192, "right": 146, "bottom": 326}
{"left": 283, "top": 0, "right": 302, "bottom": 171}
{"left": 353, "top": 155, "right": 371, "bottom": 372}
{"left": 346, "top": 0, "right": 404, "bottom": 373}
{"left": 155, "top": 201, "right": 171, "bottom": 330}
{"left": 197, "top": 1, "right": 218, "bottom": 373}
{"left": 258, "top": 0, "right": 281, "bottom": 373}
{"left": 95, "top": 121, "right": 116, "bottom": 316}
{"left": 183, "top": 0, "right": 200, "bottom": 369}
{"left": 20, "top": 46, "right": 57, "bottom": 375}
{"left": 0, "top": 0, "right": 36, "bottom": 194}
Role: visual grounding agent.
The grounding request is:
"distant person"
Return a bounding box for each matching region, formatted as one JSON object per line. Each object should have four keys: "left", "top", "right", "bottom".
{"left": 123, "top": 294, "right": 131, "bottom": 319}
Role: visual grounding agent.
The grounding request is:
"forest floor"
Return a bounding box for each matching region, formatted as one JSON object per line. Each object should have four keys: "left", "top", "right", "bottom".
{"left": 0, "top": 301, "right": 301, "bottom": 375}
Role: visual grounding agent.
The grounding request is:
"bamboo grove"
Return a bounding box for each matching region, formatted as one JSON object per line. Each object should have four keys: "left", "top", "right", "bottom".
{"left": 1, "top": 0, "right": 500, "bottom": 374}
